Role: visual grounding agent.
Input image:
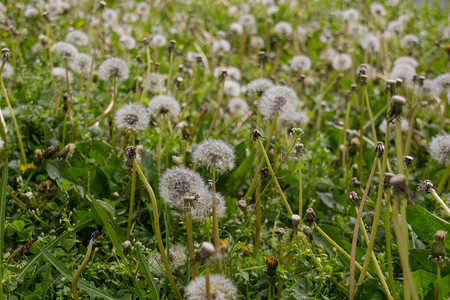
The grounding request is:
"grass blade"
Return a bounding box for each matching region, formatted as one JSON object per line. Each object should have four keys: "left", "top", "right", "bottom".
{"left": 0, "top": 160, "right": 9, "bottom": 299}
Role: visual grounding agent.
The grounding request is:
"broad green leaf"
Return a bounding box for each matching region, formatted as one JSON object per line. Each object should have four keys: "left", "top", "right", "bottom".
{"left": 412, "top": 269, "right": 450, "bottom": 299}
{"left": 406, "top": 204, "right": 450, "bottom": 249}
{"left": 355, "top": 278, "right": 385, "bottom": 300}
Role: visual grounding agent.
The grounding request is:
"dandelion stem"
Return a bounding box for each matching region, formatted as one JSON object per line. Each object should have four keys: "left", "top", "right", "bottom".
{"left": 298, "top": 157, "right": 303, "bottom": 217}
{"left": 256, "top": 138, "right": 293, "bottom": 216}
{"left": 211, "top": 168, "right": 223, "bottom": 269}
{"left": 72, "top": 233, "right": 96, "bottom": 300}
{"left": 313, "top": 222, "right": 373, "bottom": 278}
{"left": 125, "top": 132, "right": 136, "bottom": 240}
{"left": 430, "top": 189, "right": 450, "bottom": 216}
{"left": 134, "top": 160, "right": 182, "bottom": 300}
{"left": 395, "top": 118, "right": 403, "bottom": 174}
{"left": 185, "top": 212, "right": 199, "bottom": 278}
{"left": 349, "top": 155, "right": 378, "bottom": 300}
{"left": 385, "top": 188, "right": 398, "bottom": 300}
{"left": 392, "top": 196, "right": 419, "bottom": 300}
{"left": 435, "top": 264, "right": 441, "bottom": 300}
{"left": 205, "top": 263, "right": 211, "bottom": 300}
{"left": 0, "top": 62, "right": 26, "bottom": 164}
{"left": 358, "top": 88, "right": 365, "bottom": 182}
{"left": 253, "top": 178, "right": 262, "bottom": 258}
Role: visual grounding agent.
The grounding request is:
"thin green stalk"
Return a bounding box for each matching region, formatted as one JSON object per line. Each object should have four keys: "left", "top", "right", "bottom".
{"left": 358, "top": 102, "right": 392, "bottom": 285}
{"left": 395, "top": 118, "right": 403, "bottom": 174}
{"left": 430, "top": 189, "right": 450, "bottom": 216}
{"left": 134, "top": 160, "right": 182, "bottom": 300}
{"left": 45, "top": 22, "right": 59, "bottom": 117}
{"left": 358, "top": 89, "right": 365, "bottom": 182}
{"left": 349, "top": 156, "right": 378, "bottom": 300}
{"left": 72, "top": 236, "right": 95, "bottom": 300}
{"left": 0, "top": 161, "right": 9, "bottom": 299}
{"left": 435, "top": 264, "right": 440, "bottom": 300}
{"left": 156, "top": 117, "right": 165, "bottom": 175}
{"left": 139, "top": 46, "right": 152, "bottom": 102}
{"left": 392, "top": 197, "right": 419, "bottom": 300}
{"left": 125, "top": 132, "right": 137, "bottom": 240}
{"left": 385, "top": 189, "right": 398, "bottom": 300}
{"left": 166, "top": 49, "right": 174, "bottom": 94}
{"left": 256, "top": 138, "right": 293, "bottom": 216}
{"left": 64, "top": 61, "right": 76, "bottom": 142}
{"left": 205, "top": 264, "right": 211, "bottom": 300}
{"left": 298, "top": 157, "right": 303, "bottom": 217}
{"left": 211, "top": 169, "right": 222, "bottom": 268}
{"left": 313, "top": 222, "right": 373, "bottom": 278}
{"left": 363, "top": 86, "right": 377, "bottom": 143}
{"left": 185, "top": 212, "right": 199, "bottom": 278}
{"left": 0, "top": 63, "right": 26, "bottom": 163}
{"left": 253, "top": 178, "right": 262, "bottom": 258}
{"left": 342, "top": 95, "right": 352, "bottom": 178}
{"left": 111, "top": 77, "right": 117, "bottom": 149}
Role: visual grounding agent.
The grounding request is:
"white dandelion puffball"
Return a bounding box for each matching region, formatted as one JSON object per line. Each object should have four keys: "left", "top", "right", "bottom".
{"left": 247, "top": 78, "right": 274, "bottom": 96}
{"left": 1, "top": 62, "right": 14, "bottom": 79}
{"left": 280, "top": 110, "right": 310, "bottom": 128}
{"left": 370, "top": 2, "right": 386, "bottom": 18}
{"left": 290, "top": 55, "right": 312, "bottom": 73}
{"left": 259, "top": 85, "right": 298, "bottom": 119}
{"left": 193, "top": 139, "right": 235, "bottom": 174}
{"left": 148, "top": 95, "right": 180, "bottom": 119}
{"left": 239, "top": 13, "right": 256, "bottom": 29}
{"left": 24, "top": 5, "right": 39, "bottom": 18}
{"left": 224, "top": 79, "right": 241, "bottom": 97}
{"left": 98, "top": 58, "right": 129, "bottom": 82}
{"left": 229, "top": 22, "right": 243, "bottom": 35}
{"left": 421, "top": 80, "right": 439, "bottom": 99}
{"left": 379, "top": 118, "right": 409, "bottom": 135}
{"left": 389, "top": 64, "right": 415, "bottom": 89}
{"left": 114, "top": 103, "right": 150, "bottom": 132}
{"left": 185, "top": 274, "right": 237, "bottom": 300}
{"left": 296, "top": 26, "right": 308, "bottom": 42}
{"left": 274, "top": 21, "right": 293, "bottom": 36}
{"left": 429, "top": 134, "right": 450, "bottom": 166}
{"left": 119, "top": 35, "right": 136, "bottom": 50}
{"left": 146, "top": 73, "right": 166, "bottom": 93}
{"left": 401, "top": 34, "right": 419, "bottom": 49}
{"left": 433, "top": 73, "right": 450, "bottom": 94}
{"left": 65, "top": 30, "right": 88, "bottom": 46}
{"left": 394, "top": 56, "right": 418, "bottom": 69}
{"left": 151, "top": 34, "right": 167, "bottom": 48}
{"left": 250, "top": 36, "right": 265, "bottom": 49}
{"left": 51, "top": 42, "right": 78, "bottom": 60}
{"left": 102, "top": 8, "right": 118, "bottom": 22}
{"left": 69, "top": 53, "right": 92, "bottom": 74}
{"left": 214, "top": 67, "right": 241, "bottom": 81}
{"left": 147, "top": 244, "right": 187, "bottom": 277}
{"left": 343, "top": 8, "right": 359, "bottom": 22}
{"left": 52, "top": 67, "right": 73, "bottom": 83}
{"left": 320, "top": 48, "right": 337, "bottom": 62}
{"left": 159, "top": 166, "right": 207, "bottom": 210}
{"left": 332, "top": 54, "right": 353, "bottom": 71}
{"left": 360, "top": 33, "right": 380, "bottom": 52}
{"left": 212, "top": 39, "right": 231, "bottom": 54}
{"left": 227, "top": 98, "right": 249, "bottom": 117}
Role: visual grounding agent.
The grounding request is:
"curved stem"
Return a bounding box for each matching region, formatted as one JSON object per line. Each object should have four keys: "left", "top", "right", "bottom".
{"left": 134, "top": 160, "right": 182, "bottom": 300}
{"left": 430, "top": 189, "right": 450, "bottom": 216}
{"left": 72, "top": 238, "right": 94, "bottom": 300}
{"left": 385, "top": 189, "right": 398, "bottom": 300}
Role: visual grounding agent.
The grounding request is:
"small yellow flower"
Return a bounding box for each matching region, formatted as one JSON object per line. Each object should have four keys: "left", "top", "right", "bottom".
{"left": 220, "top": 238, "right": 229, "bottom": 247}
{"left": 20, "top": 163, "right": 36, "bottom": 174}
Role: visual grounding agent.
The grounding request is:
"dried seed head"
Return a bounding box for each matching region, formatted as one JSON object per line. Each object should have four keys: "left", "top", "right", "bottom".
{"left": 351, "top": 177, "right": 362, "bottom": 188}
{"left": 1, "top": 48, "right": 10, "bottom": 61}
{"left": 384, "top": 172, "right": 395, "bottom": 191}
{"left": 252, "top": 129, "right": 263, "bottom": 142}
{"left": 122, "top": 240, "right": 132, "bottom": 249}
{"left": 195, "top": 241, "right": 215, "bottom": 264}
{"left": 388, "top": 95, "right": 407, "bottom": 121}
{"left": 348, "top": 191, "right": 361, "bottom": 206}
{"left": 403, "top": 155, "right": 413, "bottom": 168}
{"left": 389, "top": 174, "right": 409, "bottom": 200}
{"left": 237, "top": 199, "right": 247, "bottom": 210}
{"left": 275, "top": 227, "right": 285, "bottom": 239}
{"left": 375, "top": 141, "right": 384, "bottom": 158}
{"left": 259, "top": 167, "right": 269, "bottom": 179}
{"left": 294, "top": 143, "right": 305, "bottom": 157}
{"left": 291, "top": 214, "right": 301, "bottom": 227}
{"left": 418, "top": 179, "right": 436, "bottom": 194}
{"left": 305, "top": 208, "right": 316, "bottom": 224}
{"left": 349, "top": 138, "right": 360, "bottom": 157}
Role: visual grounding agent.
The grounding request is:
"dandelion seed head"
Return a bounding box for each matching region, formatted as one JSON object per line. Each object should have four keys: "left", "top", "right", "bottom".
{"left": 360, "top": 33, "right": 380, "bottom": 52}
{"left": 400, "top": 34, "right": 420, "bottom": 49}
{"left": 151, "top": 34, "right": 167, "bottom": 47}
{"left": 148, "top": 244, "right": 187, "bottom": 276}
{"left": 102, "top": 8, "right": 118, "bottom": 22}
{"left": 69, "top": 53, "right": 92, "bottom": 74}
{"left": 65, "top": 30, "right": 88, "bottom": 46}
{"left": 119, "top": 35, "right": 136, "bottom": 50}
{"left": 145, "top": 72, "right": 166, "bottom": 93}
{"left": 433, "top": 73, "right": 450, "bottom": 94}
{"left": 394, "top": 56, "right": 418, "bottom": 69}
{"left": 52, "top": 67, "right": 73, "bottom": 83}
{"left": 331, "top": 53, "right": 353, "bottom": 71}
{"left": 429, "top": 134, "right": 450, "bottom": 166}
{"left": 370, "top": 2, "right": 386, "bottom": 18}
{"left": 320, "top": 48, "right": 337, "bottom": 62}
{"left": 212, "top": 39, "right": 231, "bottom": 54}
{"left": 1, "top": 62, "right": 14, "bottom": 79}
{"left": 279, "top": 110, "right": 310, "bottom": 128}
{"left": 229, "top": 22, "right": 243, "bottom": 35}
{"left": 185, "top": 274, "right": 237, "bottom": 300}
{"left": 24, "top": 5, "right": 39, "bottom": 18}
{"left": 239, "top": 13, "right": 255, "bottom": 28}
{"left": 193, "top": 139, "right": 235, "bottom": 174}
{"left": 247, "top": 78, "right": 273, "bottom": 96}
{"left": 227, "top": 98, "right": 248, "bottom": 116}
{"left": 98, "top": 57, "right": 129, "bottom": 82}
{"left": 224, "top": 79, "right": 241, "bottom": 97}
{"left": 260, "top": 85, "right": 298, "bottom": 119}
{"left": 290, "top": 55, "right": 312, "bottom": 73}
{"left": 115, "top": 103, "right": 150, "bottom": 132}
{"left": 296, "top": 26, "right": 308, "bottom": 42}
{"left": 250, "top": 36, "right": 265, "bottom": 49}
{"left": 267, "top": 5, "right": 279, "bottom": 16}
{"left": 214, "top": 67, "right": 241, "bottom": 80}
{"left": 274, "top": 21, "right": 293, "bottom": 36}
{"left": 421, "top": 80, "right": 439, "bottom": 99}
{"left": 379, "top": 118, "right": 409, "bottom": 135}
{"left": 342, "top": 8, "right": 359, "bottom": 22}
{"left": 319, "top": 28, "right": 334, "bottom": 44}
{"left": 51, "top": 42, "right": 78, "bottom": 60}
{"left": 148, "top": 95, "right": 180, "bottom": 119}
